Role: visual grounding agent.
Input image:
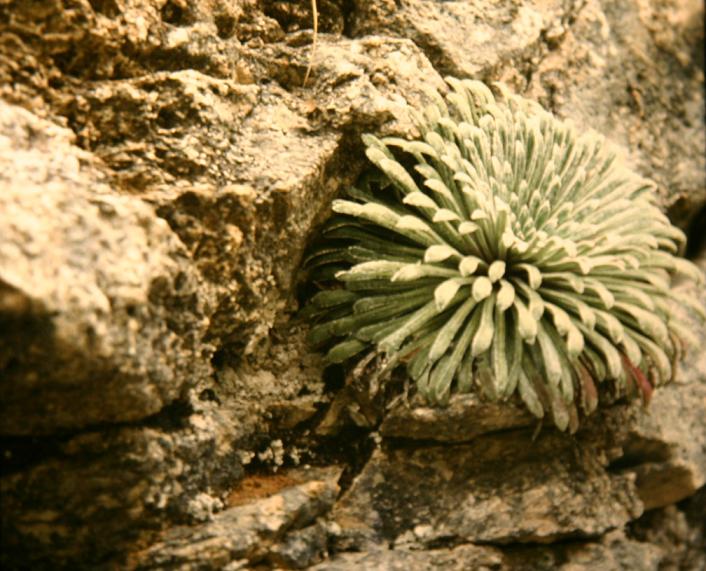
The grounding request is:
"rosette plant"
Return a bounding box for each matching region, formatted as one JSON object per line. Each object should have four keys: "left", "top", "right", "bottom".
{"left": 303, "top": 79, "right": 704, "bottom": 430}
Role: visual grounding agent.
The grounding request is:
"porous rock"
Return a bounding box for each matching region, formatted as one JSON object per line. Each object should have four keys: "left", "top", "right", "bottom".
{"left": 134, "top": 467, "right": 340, "bottom": 570}
{"left": 0, "top": 101, "right": 213, "bottom": 435}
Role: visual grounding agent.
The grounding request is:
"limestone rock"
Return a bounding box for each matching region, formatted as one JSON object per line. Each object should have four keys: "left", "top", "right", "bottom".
{"left": 380, "top": 394, "right": 534, "bottom": 442}
{"left": 134, "top": 467, "right": 340, "bottom": 569}
{"left": 332, "top": 426, "right": 643, "bottom": 548}
{"left": 0, "top": 101, "right": 213, "bottom": 435}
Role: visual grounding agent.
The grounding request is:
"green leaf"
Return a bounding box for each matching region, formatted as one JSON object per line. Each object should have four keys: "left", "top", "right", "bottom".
{"left": 459, "top": 256, "right": 483, "bottom": 276}
{"left": 496, "top": 279, "right": 515, "bottom": 311}
{"left": 535, "top": 322, "right": 563, "bottom": 387}
{"left": 581, "top": 327, "right": 622, "bottom": 379}
{"left": 429, "top": 297, "right": 477, "bottom": 361}
{"left": 490, "top": 307, "right": 509, "bottom": 396}
{"left": 336, "top": 261, "right": 406, "bottom": 282}
{"left": 472, "top": 276, "right": 493, "bottom": 301}
{"left": 403, "top": 192, "right": 438, "bottom": 209}
{"left": 433, "top": 208, "right": 461, "bottom": 222}
{"left": 424, "top": 244, "right": 460, "bottom": 263}
{"left": 429, "top": 305, "right": 478, "bottom": 402}
{"left": 434, "top": 278, "right": 472, "bottom": 311}
{"left": 488, "top": 260, "right": 506, "bottom": 282}
{"left": 516, "top": 263, "right": 542, "bottom": 289}
{"left": 325, "top": 339, "right": 368, "bottom": 364}
{"left": 518, "top": 371, "right": 544, "bottom": 418}
{"left": 471, "top": 294, "right": 496, "bottom": 357}
{"left": 513, "top": 297, "right": 538, "bottom": 342}
{"left": 378, "top": 300, "right": 441, "bottom": 353}
{"left": 311, "top": 289, "right": 359, "bottom": 309}
{"left": 392, "top": 263, "right": 458, "bottom": 282}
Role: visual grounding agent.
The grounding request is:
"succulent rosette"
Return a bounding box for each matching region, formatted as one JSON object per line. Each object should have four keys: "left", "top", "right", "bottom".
{"left": 303, "top": 78, "right": 704, "bottom": 430}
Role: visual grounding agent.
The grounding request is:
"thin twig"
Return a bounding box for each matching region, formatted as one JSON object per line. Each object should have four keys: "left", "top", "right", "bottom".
{"left": 303, "top": 0, "right": 318, "bottom": 86}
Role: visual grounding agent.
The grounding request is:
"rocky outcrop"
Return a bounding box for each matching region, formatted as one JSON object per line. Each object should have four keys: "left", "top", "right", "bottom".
{"left": 1, "top": 0, "right": 704, "bottom": 569}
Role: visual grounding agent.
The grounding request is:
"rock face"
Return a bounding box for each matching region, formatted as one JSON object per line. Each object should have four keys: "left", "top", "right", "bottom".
{"left": 0, "top": 0, "right": 704, "bottom": 569}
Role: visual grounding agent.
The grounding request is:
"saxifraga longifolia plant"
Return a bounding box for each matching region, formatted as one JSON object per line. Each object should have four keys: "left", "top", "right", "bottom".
{"left": 303, "top": 78, "right": 704, "bottom": 431}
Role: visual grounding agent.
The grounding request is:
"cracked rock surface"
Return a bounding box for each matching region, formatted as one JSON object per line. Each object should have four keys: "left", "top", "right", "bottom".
{"left": 0, "top": 0, "right": 704, "bottom": 569}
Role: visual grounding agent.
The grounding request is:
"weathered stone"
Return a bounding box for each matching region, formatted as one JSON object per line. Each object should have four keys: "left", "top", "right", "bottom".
{"left": 350, "top": 0, "right": 573, "bottom": 79}
{"left": 312, "top": 543, "right": 504, "bottom": 571}
{"left": 1, "top": 398, "right": 244, "bottom": 568}
{"left": 134, "top": 468, "right": 340, "bottom": 570}
{"left": 381, "top": 394, "right": 534, "bottom": 442}
{"left": 268, "top": 520, "right": 330, "bottom": 569}
{"left": 0, "top": 101, "right": 213, "bottom": 435}
{"left": 333, "top": 427, "right": 643, "bottom": 547}
{"left": 502, "top": 530, "right": 665, "bottom": 571}
{"left": 630, "top": 487, "right": 706, "bottom": 571}
{"left": 313, "top": 533, "right": 664, "bottom": 571}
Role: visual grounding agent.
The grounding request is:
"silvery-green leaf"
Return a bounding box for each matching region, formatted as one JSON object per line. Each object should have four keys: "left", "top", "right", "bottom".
{"left": 582, "top": 346, "right": 607, "bottom": 382}
{"left": 542, "top": 272, "right": 585, "bottom": 294}
{"left": 488, "top": 260, "right": 506, "bottom": 282}
{"left": 471, "top": 209, "right": 489, "bottom": 221}
{"left": 621, "top": 332, "right": 643, "bottom": 366}
{"left": 430, "top": 310, "right": 477, "bottom": 402}
{"left": 336, "top": 261, "right": 406, "bottom": 282}
{"left": 364, "top": 146, "right": 390, "bottom": 166}
{"left": 491, "top": 307, "right": 509, "bottom": 395}
{"left": 496, "top": 279, "right": 515, "bottom": 311}
{"left": 311, "top": 289, "right": 359, "bottom": 309}
{"left": 429, "top": 297, "right": 477, "bottom": 361}
{"left": 459, "top": 256, "right": 483, "bottom": 276}
{"left": 513, "top": 280, "right": 545, "bottom": 320}
{"left": 611, "top": 284, "right": 656, "bottom": 310}
{"left": 594, "top": 310, "right": 625, "bottom": 344}
{"left": 614, "top": 301, "right": 669, "bottom": 346}
{"left": 471, "top": 294, "right": 496, "bottom": 357}
{"left": 518, "top": 371, "right": 544, "bottom": 418}
{"left": 513, "top": 297, "right": 538, "bottom": 342}
{"left": 396, "top": 215, "right": 433, "bottom": 233}
{"left": 378, "top": 300, "right": 440, "bottom": 353}
{"left": 672, "top": 258, "right": 704, "bottom": 285}
{"left": 457, "top": 347, "right": 475, "bottom": 393}
{"left": 516, "top": 263, "right": 542, "bottom": 289}
{"left": 424, "top": 178, "right": 455, "bottom": 202}
{"left": 379, "top": 158, "right": 421, "bottom": 195}
{"left": 566, "top": 324, "right": 585, "bottom": 356}
{"left": 472, "top": 276, "right": 493, "bottom": 301}
{"left": 458, "top": 221, "right": 479, "bottom": 235}
{"left": 433, "top": 208, "right": 461, "bottom": 222}
{"left": 325, "top": 339, "right": 367, "bottom": 364}
{"left": 536, "top": 322, "right": 563, "bottom": 386}
{"left": 357, "top": 315, "right": 409, "bottom": 342}
{"left": 631, "top": 330, "right": 672, "bottom": 383}
{"left": 434, "top": 278, "right": 471, "bottom": 311}
{"left": 392, "top": 263, "right": 457, "bottom": 282}
{"left": 404, "top": 192, "right": 438, "bottom": 209}
{"left": 424, "top": 244, "right": 460, "bottom": 263}
{"left": 548, "top": 381, "right": 570, "bottom": 432}
{"left": 583, "top": 279, "right": 615, "bottom": 309}
{"left": 542, "top": 288, "right": 596, "bottom": 329}
{"left": 582, "top": 327, "right": 622, "bottom": 379}
{"left": 408, "top": 345, "right": 432, "bottom": 381}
